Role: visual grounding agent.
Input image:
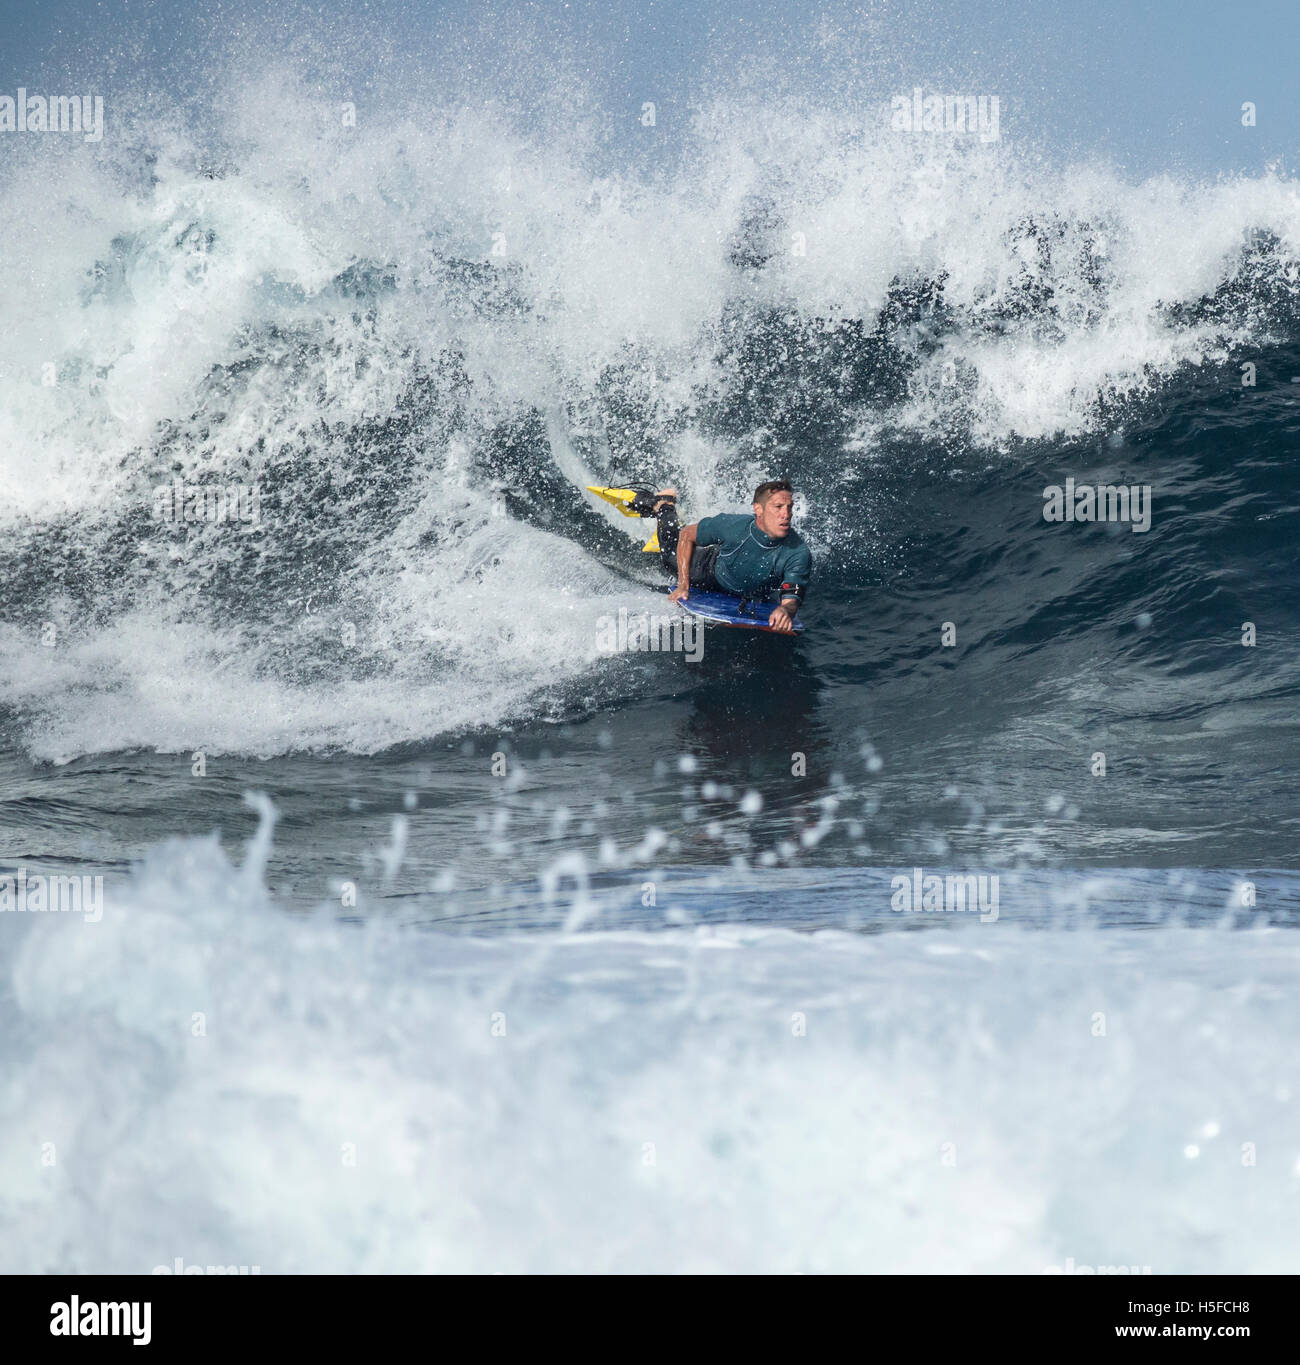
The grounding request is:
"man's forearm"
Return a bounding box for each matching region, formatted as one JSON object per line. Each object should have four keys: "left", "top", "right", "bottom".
{"left": 676, "top": 525, "right": 697, "bottom": 590}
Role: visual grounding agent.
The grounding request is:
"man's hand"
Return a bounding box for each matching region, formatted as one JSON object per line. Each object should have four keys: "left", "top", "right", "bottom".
{"left": 669, "top": 586, "right": 690, "bottom": 604}
{"left": 768, "top": 603, "right": 796, "bottom": 634}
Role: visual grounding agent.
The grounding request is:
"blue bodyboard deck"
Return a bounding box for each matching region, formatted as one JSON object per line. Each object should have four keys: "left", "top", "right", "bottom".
{"left": 670, "top": 588, "right": 805, "bottom": 633}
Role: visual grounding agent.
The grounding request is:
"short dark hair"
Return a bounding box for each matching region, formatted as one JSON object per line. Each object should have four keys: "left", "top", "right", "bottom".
{"left": 753, "top": 479, "right": 793, "bottom": 505}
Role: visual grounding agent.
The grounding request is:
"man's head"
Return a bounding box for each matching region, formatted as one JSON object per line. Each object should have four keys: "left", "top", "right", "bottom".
{"left": 753, "top": 479, "right": 794, "bottom": 538}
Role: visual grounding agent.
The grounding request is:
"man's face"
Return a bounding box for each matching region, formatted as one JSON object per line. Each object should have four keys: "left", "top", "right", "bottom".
{"left": 754, "top": 490, "right": 794, "bottom": 538}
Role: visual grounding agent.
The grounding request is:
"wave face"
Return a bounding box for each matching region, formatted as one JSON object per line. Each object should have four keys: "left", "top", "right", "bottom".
{"left": 2, "top": 75, "right": 1299, "bottom": 767}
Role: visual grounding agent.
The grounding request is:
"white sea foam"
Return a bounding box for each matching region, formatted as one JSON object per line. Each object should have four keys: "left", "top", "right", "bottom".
{"left": 1, "top": 810, "right": 1296, "bottom": 1273}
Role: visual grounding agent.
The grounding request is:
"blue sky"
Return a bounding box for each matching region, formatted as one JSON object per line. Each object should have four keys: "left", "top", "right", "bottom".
{"left": 2, "top": 0, "right": 1297, "bottom": 178}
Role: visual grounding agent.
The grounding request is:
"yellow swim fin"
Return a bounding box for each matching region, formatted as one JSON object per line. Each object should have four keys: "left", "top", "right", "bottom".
{"left": 585, "top": 486, "right": 644, "bottom": 518}
{"left": 585, "top": 485, "right": 664, "bottom": 551}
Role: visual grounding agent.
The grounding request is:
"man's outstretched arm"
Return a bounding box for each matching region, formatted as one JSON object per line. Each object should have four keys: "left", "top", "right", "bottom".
{"left": 668, "top": 522, "right": 698, "bottom": 603}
